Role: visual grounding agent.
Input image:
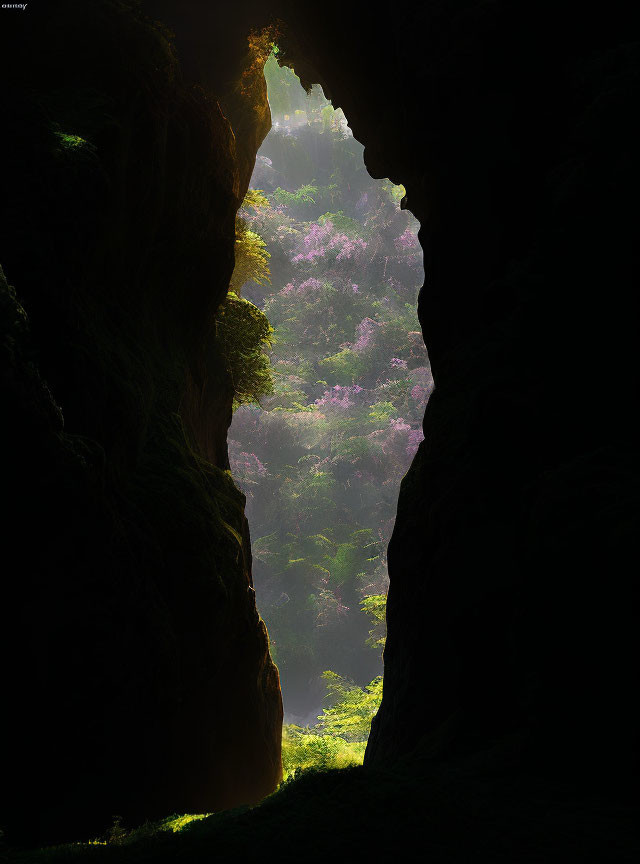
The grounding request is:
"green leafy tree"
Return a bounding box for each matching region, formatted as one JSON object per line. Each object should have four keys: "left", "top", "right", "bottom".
{"left": 281, "top": 726, "right": 365, "bottom": 779}
{"left": 230, "top": 190, "right": 271, "bottom": 295}
{"left": 360, "top": 594, "right": 387, "bottom": 650}
{"left": 272, "top": 184, "right": 319, "bottom": 206}
{"left": 215, "top": 292, "right": 274, "bottom": 407}
{"left": 315, "top": 671, "right": 383, "bottom": 741}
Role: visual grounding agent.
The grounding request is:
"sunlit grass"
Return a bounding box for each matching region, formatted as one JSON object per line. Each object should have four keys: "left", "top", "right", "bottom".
{"left": 156, "top": 813, "right": 209, "bottom": 834}
{"left": 43, "top": 812, "right": 211, "bottom": 855}
{"left": 281, "top": 725, "right": 366, "bottom": 779}
{"left": 54, "top": 131, "right": 90, "bottom": 149}
{"left": 18, "top": 728, "right": 370, "bottom": 860}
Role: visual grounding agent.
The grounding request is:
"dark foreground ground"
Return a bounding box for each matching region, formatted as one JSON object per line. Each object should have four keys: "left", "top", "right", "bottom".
{"left": 9, "top": 753, "right": 640, "bottom": 864}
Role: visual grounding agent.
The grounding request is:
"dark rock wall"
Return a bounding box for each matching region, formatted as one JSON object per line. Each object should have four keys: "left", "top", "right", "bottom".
{"left": 2, "top": 0, "right": 639, "bottom": 845}
{"left": 0, "top": 0, "right": 281, "bottom": 843}
{"left": 264, "top": 1, "right": 640, "bottom": 776}
{"left": 147, "top": 0, "right": 640, "bottom": 779}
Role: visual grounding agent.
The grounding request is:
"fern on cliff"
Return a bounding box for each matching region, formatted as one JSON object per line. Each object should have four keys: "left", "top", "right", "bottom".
{"left": 215, "top": 292, "right": 274, "bottom": 407}
{"left": 230, "top": 190, "right": 271, "bottom": 294}
{"left": 216, "top": 188, "right": 275, "bottom": 407}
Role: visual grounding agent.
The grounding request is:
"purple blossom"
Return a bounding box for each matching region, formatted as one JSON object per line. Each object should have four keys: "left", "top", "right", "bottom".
{"left": 335, "top": 237, "right": 367, "bottom": 261}
{"left": 390, "top": 357, "right": 408, "bottom": 369}
{"left": 315, "top": 386, "right": 353, "bottom": 409}
{"left": 299, "top": 277, "right": 323, "bottom": 292}
{"left": 280, "top": 277, "right": 324, "bottom": 296}
{"left": 406, "top": 428, "right": 425, "bottom": 457}
{"left": 390, "top": 418, "right": 411, "bottom": 433}
{"left": 291, "top": 219, "right": 367, "bottom": 264}
{"left": 292, "top": 247, "right": 326, "bottom": 263}
{"left": 394, "top": 227, "right": 419, "bottom": 251}
{"left": 411, "top": 383, "right": 433, "bottom": 402}
{"left": 229, "top": 450, "right": 268, "bottom": 481}
{"left": 291, "top": 221, "right": 333, "bottom": 263}
{"left": 353, "top": 317, "right": 379, "bottom": 352}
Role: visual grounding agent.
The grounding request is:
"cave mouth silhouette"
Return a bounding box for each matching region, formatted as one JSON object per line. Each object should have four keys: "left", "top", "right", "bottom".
{"left": 227, "top": 47, "right": 431, "bottom": 759}
{"left": 2, "top": 4, "right": 639, "bottom": 856}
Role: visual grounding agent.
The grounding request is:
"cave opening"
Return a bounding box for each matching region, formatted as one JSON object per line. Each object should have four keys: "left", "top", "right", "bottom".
{"left": 225, "top": 47, "right": 431, "bottom": 776}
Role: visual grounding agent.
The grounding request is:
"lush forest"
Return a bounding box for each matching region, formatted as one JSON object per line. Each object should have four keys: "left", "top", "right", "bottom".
{"left": 222, "top": 53, "right": 430, "bottom": 772}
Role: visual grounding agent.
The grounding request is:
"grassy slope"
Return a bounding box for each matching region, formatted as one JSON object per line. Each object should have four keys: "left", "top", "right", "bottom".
{"left": 17, "top": 757, "right": 640, "bottom": 864}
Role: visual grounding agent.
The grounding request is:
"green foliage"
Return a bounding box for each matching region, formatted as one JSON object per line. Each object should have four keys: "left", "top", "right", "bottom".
{"left": 360, "top": 593, "right": 386, "bottom": 621}
{"left": 368, "top": 401, "right": 396, "bottom": 423}
{"left": 381, "top": 179, "right": 406, "bottom": 203}
{"left": 281, "top": 725, "right": 365, "bottom": 779}
{"left": 325, "top": 542, "right": 358, "bottom": 589}
{"left": 215, "top": 292, "right": 274, "bottom": 407}
{"left": 268, "top": 371, "right": 313, "bottom": 411}
{"left": 315, "top": 671, "right": 383, "bottom": 741}
{"left": 319, "top": 211, "right": 364, "bottom": 237}
{"left": 42, "top": 811, "right": 212, "bottom": 853}
{"left": 55, "top": 131, "right": 90, "bottom": 150}
{"left": 319, "top": 348, "right": 366, "bottom": 382}
{"left": 230, "top": 189, "right": 272, "bottom": 295}
{"left": 221, "top": 191, "right": 277, "bottom": 407}
{"left": 361, "top": 594, "right": 387, "bottom": 650}
{"left": 272, "top": 184, "right": 319, "bottom": 206}
{"left": 242, "top": 188, "right": 270, "bottom": 212}
{"left": 263, "top": 52, "right": 308, "bottom": 118}
{"left": 230, "top": 224, "right": 271, "bottom": 294}
{"left": 320, "top": 104, "right": 349, "bottom": 134}
{"left": 320, "top": 104, "right": 335, "bottom": 131}
{"left": 280, "top": 666, "right": 382, "bottom": 778}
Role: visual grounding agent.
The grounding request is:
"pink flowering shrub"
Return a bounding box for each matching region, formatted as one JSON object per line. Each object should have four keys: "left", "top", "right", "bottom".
{"left": 394, "top": 227, "right": 419, "bottom": 251}
{"left": 353, "top": 317, "right": 379, "bottom": 353}
{"left": 406, "top": 428, "right": 425, "bottom": 458}
{"left": 291, "top": 220, "right": 368, "bottom": 265}
{"left": 315, "top": 385, "right": 354, "bottom": 410}
{"left": 230, "top": 450, "right": 268, "bottom": 482}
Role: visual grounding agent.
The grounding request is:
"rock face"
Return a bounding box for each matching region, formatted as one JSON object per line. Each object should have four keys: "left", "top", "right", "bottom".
{"left": 0, "top": 1, "right": 281, "bottom": 843}
{"left": 146, "top": 0, "right": 640, "bottom": 782}
{"left": 264, "top": 2, "right": 640, "bottom": 776}
{"left": 2, "top": 0, "right": 639, "bottom": 847}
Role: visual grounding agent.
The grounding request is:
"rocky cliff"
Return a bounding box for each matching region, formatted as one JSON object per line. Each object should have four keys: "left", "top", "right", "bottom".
{"left": 1, "top": 0, "right": 639, "bottom": 850}
{"left": 147, "top": 0, "right": 640, "bottom": 781}
{"left": 0, "top": 0, "right": 281, "bottom": 842}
